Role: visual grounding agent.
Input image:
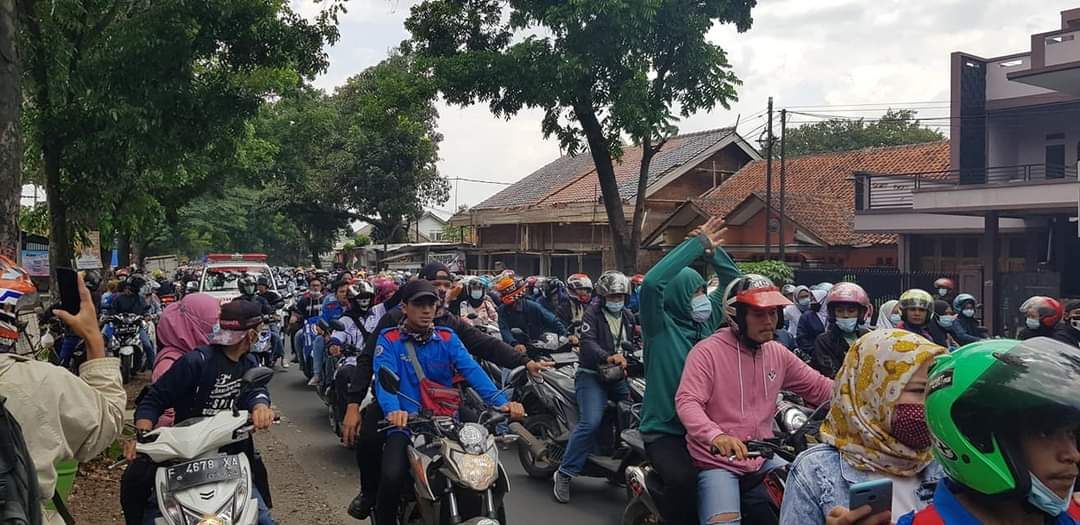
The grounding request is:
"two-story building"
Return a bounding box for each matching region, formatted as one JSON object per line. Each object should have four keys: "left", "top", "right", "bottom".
{"left": 450, "top": 128, "right": 760, "bottom": 276}
{"left": 854, "top": 7, "right": 1080, "bottom": 335}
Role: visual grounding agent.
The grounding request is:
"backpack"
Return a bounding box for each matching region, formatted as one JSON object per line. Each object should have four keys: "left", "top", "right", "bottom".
{"left": 0, "top": 394, "right": 73, "bottom": 524}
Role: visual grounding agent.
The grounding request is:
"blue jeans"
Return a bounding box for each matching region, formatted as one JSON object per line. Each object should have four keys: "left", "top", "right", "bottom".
{"left": 558, "top": 369, "right": 629, "bottom": 477}
{"left": 697, "top": 457, "right": 788, "bottom": 525}
{"left": 293, "top": 329, "right": 325, "bottom": 377}
{"left": 142, "top": 486, "right": 275, "bottom": 525}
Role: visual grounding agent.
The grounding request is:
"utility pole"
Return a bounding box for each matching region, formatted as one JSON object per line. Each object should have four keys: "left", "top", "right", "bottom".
{"left": 779, "top": 108, "right": 787, "bottom": 262}
{"left": 764, "top": 97, "right": 774, "bottom": 260}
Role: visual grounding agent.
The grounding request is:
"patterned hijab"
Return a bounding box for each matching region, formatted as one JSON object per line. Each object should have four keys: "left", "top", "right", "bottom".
{"left": 820, "top": 329, "right": 946, "bottom": 477}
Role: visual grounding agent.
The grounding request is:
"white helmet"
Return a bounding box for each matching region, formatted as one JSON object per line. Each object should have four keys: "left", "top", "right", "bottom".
{"left": 566, "top": 273, "right": 593, "bottom": 291}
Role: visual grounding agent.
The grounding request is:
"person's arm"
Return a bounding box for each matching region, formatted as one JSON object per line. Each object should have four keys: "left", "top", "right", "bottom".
{"left": 779, "top": 348, "right": 835, "bottom": 408}
{"left": 498, "top": 306, "right": 514, "bottom": 344}
{"left": 447, "top": 332, "right": 508, "bottom": 406}
{"left": 777, "top": 457, "right": 828, "bottom": 525}
{"left": 534, "top": 300, "right": 568, "bottom": 336}
{"left": 451, "top": 315, "right": 528, "bottom": 369}
{"left": 796, "top": 313, "right": 818, "bottom": 357}
{"left": 372, "top": 335, "right": 402, "bottom": 414}
{"left": 347, "top": 313, "right": 399, "bottom": 404}
{"left": 579, "top": 307, "right": 610, "bottom": 369}
{"left": 674, "top": 342, "right": 724, "bottom": 446}
{"left": 134, "top": 352, "right": 198, "bottom": 426}
{"left": 950, "top": 322, "right": 980, "bottom": 345}
{"left": 810, "top": 332, "right": 836, "bottom": 377}
{"left": 705, "top": 243, "right": 742, "bottom": 326}
{"left": 640, "top": 236, "right": 709, "bottom": 332}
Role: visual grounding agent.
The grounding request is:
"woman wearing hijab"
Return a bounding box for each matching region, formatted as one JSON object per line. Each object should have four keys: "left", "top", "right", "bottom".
{"left": 151, "top": 292, "right": 221, "bottom": 426}
{"left": 779, "top": 329, "right": 946, "bottom": 525}
{"left": 876, "top": 299, "right": 901, "bottom": 330}
{"left": 638, "top": 217, "right": 741, "bottom": 525}
{"left": 783, "top": 285, "right": 812, "bottom": 336}
{"left": 796, "top": 289, "right": 829, "bottom": 358}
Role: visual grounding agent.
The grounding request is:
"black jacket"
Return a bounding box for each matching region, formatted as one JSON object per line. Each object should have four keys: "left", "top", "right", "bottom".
{"left": 134, "top": 346, "right": 271, "bottom": 424}
{"left": 579, "top": 303, "right": 637, "bottom": 370}
{"left": 811, "top": 326, "right": 869, "bottom": 379}
{"left": 898, "top": 321, "right": 949, "bottom": 347}
{"left": 1050, "top": 323, "right": 1080, "bottom": 348}
{"left": 111, "top": 293, "right": 146, "bottom": 315}
{"left": 1018, "top": 325, "right": 1056, "bottom": 340}
{"left": 346, "top": 307, "right": 529, "bottom": 404}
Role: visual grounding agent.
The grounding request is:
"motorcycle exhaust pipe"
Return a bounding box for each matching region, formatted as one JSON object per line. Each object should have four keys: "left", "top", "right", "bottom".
{"left": 507, "top": 422, "right": 548, "bottom": 460}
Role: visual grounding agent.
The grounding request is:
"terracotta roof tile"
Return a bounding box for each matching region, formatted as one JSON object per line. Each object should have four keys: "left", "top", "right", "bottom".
{"left": 696, "top": 141, "right": 949, "bottom": 246}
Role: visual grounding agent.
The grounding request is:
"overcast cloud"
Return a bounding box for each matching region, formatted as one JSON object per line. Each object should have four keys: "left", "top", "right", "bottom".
{"left": 296, "top": 0, "right": 1079, "bottom": 209}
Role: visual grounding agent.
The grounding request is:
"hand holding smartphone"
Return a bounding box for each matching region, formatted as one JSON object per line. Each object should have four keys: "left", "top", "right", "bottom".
{"left": 848, "top": 478, "right": 892, "bottom": 516}
{"left": 56, "top": 267, "right": 81, "bottom": 315}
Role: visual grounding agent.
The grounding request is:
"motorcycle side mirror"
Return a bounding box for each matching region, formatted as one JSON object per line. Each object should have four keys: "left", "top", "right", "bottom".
{"left": 329, "top": 319, "right": 347, "bottom": 332}
{"left": 510, "top": 327, "right": 528, "bottom": 344}
{"left": 378, "top": 367, "right": 402, "bottom": 395}
{"left": 241, "top": 367, "right": 274, "bottom": 389}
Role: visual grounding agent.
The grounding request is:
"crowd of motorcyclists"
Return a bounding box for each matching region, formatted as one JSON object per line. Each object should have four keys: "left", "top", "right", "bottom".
{"left": 3, "top": 215, "right": 1080, "bottom": 525}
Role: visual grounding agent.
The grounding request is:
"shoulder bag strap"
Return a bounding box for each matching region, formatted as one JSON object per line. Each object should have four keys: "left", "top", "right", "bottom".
{"left": 403, "top": 340, "right": 426, "bottom": 381}
{"left": 52, "top": 492, "right": 75, "bottom": 525}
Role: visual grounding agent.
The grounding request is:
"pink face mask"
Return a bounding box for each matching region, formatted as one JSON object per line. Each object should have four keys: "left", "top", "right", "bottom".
{"left": 891, "top": 403, "right": 931, "bottom": 450}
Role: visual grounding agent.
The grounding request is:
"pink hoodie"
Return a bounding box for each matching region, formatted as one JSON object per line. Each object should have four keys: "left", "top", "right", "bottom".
{"left": 675, "top": 328, "right": 833, "bottom": 473}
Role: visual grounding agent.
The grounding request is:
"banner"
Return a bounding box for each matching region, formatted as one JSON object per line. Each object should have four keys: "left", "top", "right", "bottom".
{"left": 74, "top": 231, "right": 104, "bottom": 270}
{"left": 21, "top": 250, "right": 49, "bottom": 277}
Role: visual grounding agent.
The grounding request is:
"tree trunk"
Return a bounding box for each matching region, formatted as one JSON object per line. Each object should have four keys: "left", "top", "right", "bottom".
{"left": 573, "top": 104, "right": 635, "bottom": 273}
{"left": 117, "top": 231, "right": 131, "bottom": 268}
{"left": 44, "top": 137, "right": 72, "bottom": 274}
{"left": 0, "top": 0, "right": 19, "bottom": 258}
{"left": 628, "top": 137, "right": 658, "bottom": 274}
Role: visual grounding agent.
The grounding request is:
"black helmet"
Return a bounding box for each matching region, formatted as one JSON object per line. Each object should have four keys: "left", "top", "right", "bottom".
{"left": 83, "top": 270, "right": 101, "bottom": 291}
{"left": 256, "top": 276, "right": 270, "bottom": 288}
{"left": 238, "top": 275, "right": 257, "bottom": 296}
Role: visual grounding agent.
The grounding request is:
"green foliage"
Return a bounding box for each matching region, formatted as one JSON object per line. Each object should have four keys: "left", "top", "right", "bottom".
{"left": 783, "top": 109, "right": 944, "bottom": 158}
{"left": 354, "top": 234, "right": 371, "bottom": 247}
{"left": 18, "top": 204, "right": 49, "bottom": 237}
{"left": 737, "top": 260, "right": 794, "bottom": 286}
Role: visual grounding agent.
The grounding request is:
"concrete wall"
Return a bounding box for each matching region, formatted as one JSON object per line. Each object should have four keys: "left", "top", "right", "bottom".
{"left": 986, "top": 55, "right": 1057, "bottom": 101}
{"left": 1045, "top": 30, "right": 1080, "bottom": 67}
{"left": 987, "top": 103, "right": 1080, "bottom": 168}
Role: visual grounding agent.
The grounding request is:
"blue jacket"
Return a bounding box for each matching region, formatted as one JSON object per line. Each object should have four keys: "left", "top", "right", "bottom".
{"left": 780, "top": 444, "right": 942, "bottom": 524}
{"left": 897, "top": 478, "right": 1080, "bottom": 525}
{"left": 796, "top": 310, "right": 826, "bottom": 357}
{"left": 497, "top": 298, "right": 567, "bottom": 344}
{"left": 373, "top": 326, "right": 508, "bottom": 416}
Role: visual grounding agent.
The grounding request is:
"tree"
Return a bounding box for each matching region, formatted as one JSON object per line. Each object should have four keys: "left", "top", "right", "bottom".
{"left": 0, "top": 0, "right": 17, "bottom": 256}
{"left": 329, "top": 50, "right": 449, "bottom": 249}
{"left": 783, "top": 109, "right": 944, "bottom": 157}
{"left": 406, "top": 0, "right": 755, "bottom": 272}
{"left": 18, "top": 0, "right": 341, "bottom": 272}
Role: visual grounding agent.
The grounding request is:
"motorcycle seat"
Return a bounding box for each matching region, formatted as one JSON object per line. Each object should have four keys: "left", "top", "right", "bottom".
{"left": 545, "top": 371, "right": 577, "bottom": 400}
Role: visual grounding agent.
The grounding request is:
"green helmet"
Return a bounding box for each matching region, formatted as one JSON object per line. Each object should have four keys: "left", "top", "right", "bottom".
{"left": 925, "top": 337, "right": 1080, "bottom": 497}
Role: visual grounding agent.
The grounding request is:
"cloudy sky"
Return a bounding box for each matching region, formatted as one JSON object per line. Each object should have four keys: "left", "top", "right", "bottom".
{"left": 296, "top": 0, "right": 1079, "bottom": 211}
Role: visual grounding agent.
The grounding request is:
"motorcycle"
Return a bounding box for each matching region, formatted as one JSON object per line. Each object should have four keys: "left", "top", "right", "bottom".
{"left": 375, "top": 368, "right": 513, "bottom": 525}
{"left": 507, "top": 330, "right": 646, "bottom": 483}
{"left": 133, "top": 367, "right": 276, "bottom": 525}
{"left": 621, "top": 397, "right": 829, "bottom": 525}
{"left": 250, "top": 323, "right": 275, "bottom": 369}
{"left": 104, "top": 313, "right": 149, "bottom": 383}
{"left": 296, "top": 316, "right": 322, "bottom": 380}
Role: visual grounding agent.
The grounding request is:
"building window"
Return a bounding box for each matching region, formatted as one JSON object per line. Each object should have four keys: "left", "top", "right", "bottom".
{"left": 962, "top": 238, "right": 979, "bottom": 258}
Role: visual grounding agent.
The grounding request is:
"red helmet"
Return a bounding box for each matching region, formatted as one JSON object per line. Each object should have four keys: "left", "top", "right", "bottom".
{"left": 826, "top": 282, "right": 873, "bottom": 322}
{"left": 933, "top": 277, "right": 956, "bottom": 291}
{"left": 1020, "top": 296, "right": 1064, "bottom": 328}
{"left": 630, "top": 274, "right": 645, "bottom": 286}
{"left": 495, "top": 276, "right": 528, "bottom": 305}
{"left": 566, "top": 273, "right": 593, "bottom": 291}
{"left": 723, "top": 274, "right": 792, "bottom": 310}
{"left": 0, "top": 257, "right": 36, "bottom": 350}
{"left": 526, "top": 275, "right": 539, "bottom": 287}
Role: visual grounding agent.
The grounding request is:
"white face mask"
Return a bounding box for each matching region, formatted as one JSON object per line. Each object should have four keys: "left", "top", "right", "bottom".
{"left": 961, "top": 308, "right": 975, "bottom": 318}
{"left": 470, "top": 290, "right": 484, "bottom": 301}
{"left": 1026, "top": 318, "right": 1041, "bottom": 330}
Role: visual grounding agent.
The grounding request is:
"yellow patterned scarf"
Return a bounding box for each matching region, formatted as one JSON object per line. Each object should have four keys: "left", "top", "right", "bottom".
{"left": 819, "top": 329, "right": 946, "bottom": 477}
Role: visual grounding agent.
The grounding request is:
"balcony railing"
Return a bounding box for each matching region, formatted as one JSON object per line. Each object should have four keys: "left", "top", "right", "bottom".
{"left": 854, "top": 164, "right": 1079, "bottom": 211}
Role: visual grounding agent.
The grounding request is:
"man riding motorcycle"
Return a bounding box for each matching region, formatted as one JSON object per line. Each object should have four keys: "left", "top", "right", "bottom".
{"left": 127, "top": 301, "right": 276, "bottom": 524}
{"left": 897, "top": 289, "right": 949, "bottom": 347}
{"left": 371, "top": 279, "right": 526, "bottom": 525}
{"left": 289, "top": 276, "right": 326, "bottom": 369}
{"left": 458, "top": 275, "right": 499, "bottom": 327}
{"left": 342, "top": 262, "right": 548, "bottom": 520}
{"left": 553, "top": 271, "right": 636, "bottom": 504}
{"left": 326, "top": 281, "right": 386, "bottom": 426}
{"left": 254, "top": 276, "right": 286, "bottom": 367}
{"left": 565, "top": 273, "right": 596, "bottom": 332}
{"left": 106, "top": 275, "right": 155, "bottom": 369}
{"left": 495, "top": 276, "right": 572, "bottom": 351}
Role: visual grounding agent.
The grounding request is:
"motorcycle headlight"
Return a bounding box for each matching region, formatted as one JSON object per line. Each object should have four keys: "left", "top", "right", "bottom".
{"left": 450, "top": 450, "right": 498, "bottom": 490}
{"left": 457, "top": 423, "right": 489, "bottom": 454}
{"left": 232, "top": 468, "right": 250, "bottom": 521}
{"left": 782, "top": 408, "right": 808, "bottom": 434}
{"left": 196, "top": 517, "right": 229, "bottom": 525}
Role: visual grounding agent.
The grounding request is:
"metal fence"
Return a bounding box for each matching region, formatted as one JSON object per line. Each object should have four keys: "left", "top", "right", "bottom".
{"left": 793, "top": 268, "right": 956, "bottom": 323}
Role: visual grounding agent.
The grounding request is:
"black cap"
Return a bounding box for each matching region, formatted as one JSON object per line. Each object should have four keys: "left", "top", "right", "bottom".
{"left": 401, "top": 279, "right": 440, "bottom": 304}
{"left": 419, "top": 261, "right": 451, "bottom": 281}
{"left": 219, "top": 300, "right": 264, "bottom": 331}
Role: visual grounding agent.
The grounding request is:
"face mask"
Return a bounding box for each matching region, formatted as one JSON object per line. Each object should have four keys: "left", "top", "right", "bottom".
{"left": 962, "top": 308, "right": 975, "bottom": 318}
{"left": 891, "top": 403, "right": 931, "bottom": 450}
{"left": 937, "top": 288, "right": 949, "bottom": 297}
{"left": 937, "top": 315, "right": 956, "bottom": 328}
{"left": 690, "top": 295, "right": 712, "bottom": 323}
{"left": 1026, "top": 318, "right": 1041, "bottom": 330}
{"left": 1072, "top": 319, "right": 1080, "bottom": 332}
{"left": 470, "top": 290, "right": 484, "bottom": 301}
{"left": 889, "top": 314, "right": 902, "bottom": 325}
{"left": 797, "top": 297, "right": 811, "bottom": 308}
{"left": 605, "top": 301, "right": 624, "bottom": 314}
{"left": 1028, "top": 474, "right": 1070, "bottom": 516}
{"left": 835, "top": 317, "right": 858, "bottom": 333}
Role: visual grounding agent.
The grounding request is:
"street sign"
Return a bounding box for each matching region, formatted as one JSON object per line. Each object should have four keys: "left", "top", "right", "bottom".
{"left": 74, "top": 231, "right": 103, "bottom": 270}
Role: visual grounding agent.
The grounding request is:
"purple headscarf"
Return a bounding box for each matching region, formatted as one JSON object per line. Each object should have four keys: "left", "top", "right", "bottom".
{"left": 153, "top": 293, "right": 220, "bottom": 381}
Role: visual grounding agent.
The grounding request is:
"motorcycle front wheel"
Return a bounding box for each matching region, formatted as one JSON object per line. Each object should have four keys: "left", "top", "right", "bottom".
{"left": 622, "top": 500, "right": 661, "bottom": 525}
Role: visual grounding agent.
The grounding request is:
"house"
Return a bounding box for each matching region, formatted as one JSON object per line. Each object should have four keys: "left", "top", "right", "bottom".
{"left": 406, "top": 210, "right": 450, "bottom": 243}
{"left": 644, "top": 142, "right": 951, "bottom": 267}
{"left": 853, "top": 7, "right": 1080, "bottom": 335}
{"left": 450, "top": 128, "right": 761, "bottom": 276}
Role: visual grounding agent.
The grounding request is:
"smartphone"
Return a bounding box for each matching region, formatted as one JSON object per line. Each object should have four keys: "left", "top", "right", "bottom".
{"left": 55, "top": 267, "right": 81, "bottom": 315}
{"left": 849, "top": 478, "right": 892, "bottom": 516}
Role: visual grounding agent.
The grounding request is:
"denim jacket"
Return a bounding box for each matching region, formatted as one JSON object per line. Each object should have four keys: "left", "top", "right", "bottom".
{"left": 779, "top": 444, "right": 943, "bottom": 524}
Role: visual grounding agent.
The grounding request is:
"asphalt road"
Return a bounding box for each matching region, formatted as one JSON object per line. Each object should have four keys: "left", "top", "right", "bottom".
{"left": 267, "top": 364, "right": 627, "bottom": 525}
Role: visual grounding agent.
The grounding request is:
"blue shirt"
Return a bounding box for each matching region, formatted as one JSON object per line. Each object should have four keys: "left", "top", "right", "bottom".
{"left": 372, "top": 326, "right": 508, "bottom": 416}
{"left": 780, "top": 444, "right": 942, "bottom": 524}
{"left": 897, "top": 479, "right": 1080, "bottom": 525}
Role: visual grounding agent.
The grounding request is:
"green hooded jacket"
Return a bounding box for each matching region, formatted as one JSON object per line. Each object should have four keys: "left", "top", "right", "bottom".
{"left": 638, "top": 235, "right": 741, "bottom": 438}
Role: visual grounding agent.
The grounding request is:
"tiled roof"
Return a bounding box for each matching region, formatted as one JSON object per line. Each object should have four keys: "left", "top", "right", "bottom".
{"left": 696, "top": 141, "right": 951, "bottom": 246}
{"left": 471, "top": 128, "right": 737, "bottom": 210}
